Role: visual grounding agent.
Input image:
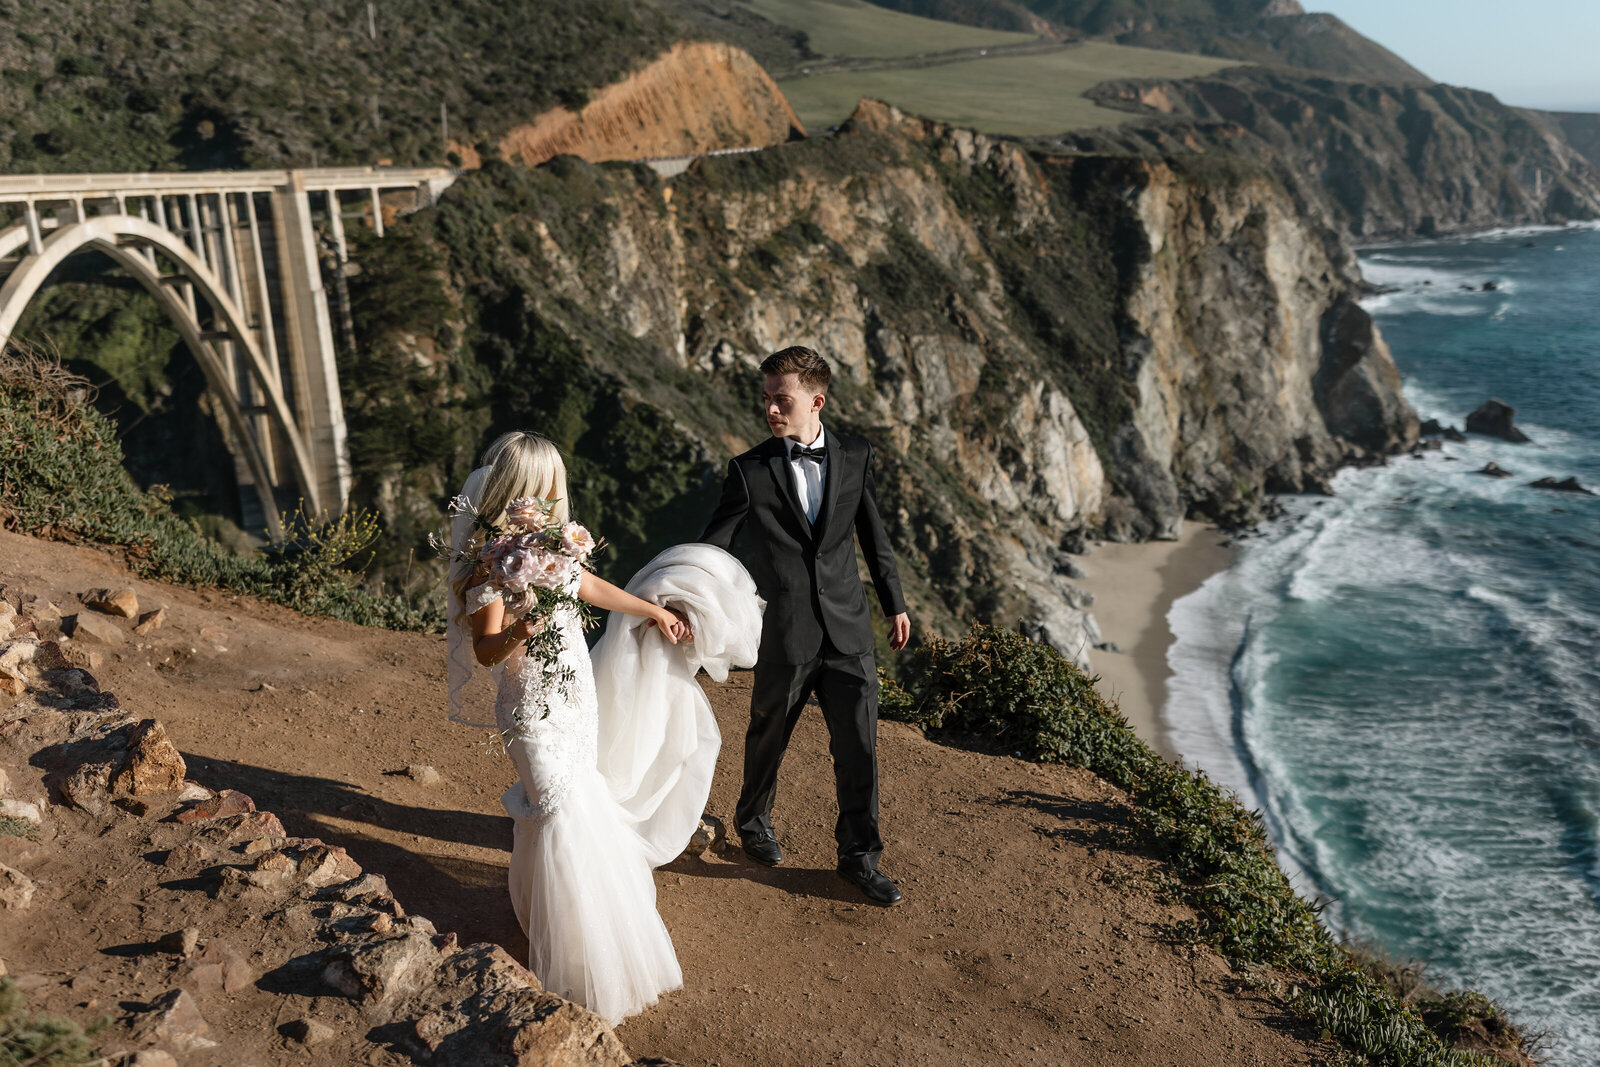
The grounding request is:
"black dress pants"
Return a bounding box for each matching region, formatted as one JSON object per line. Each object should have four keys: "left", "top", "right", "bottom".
{"left": 736, "top": 636, "right": 883, "bottom": 875}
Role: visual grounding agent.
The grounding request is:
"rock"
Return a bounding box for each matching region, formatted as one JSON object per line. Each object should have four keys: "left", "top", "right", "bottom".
{"left": 174, "top": 788, "right": 256, "bottom": 823}
{"left": 190, "top": 810, "right": 286, "bottom": 846}
{"left": 155, "top": 926, "right": 201, "bottom": 957}
{"left": 1418, "top": 417, "right": 1466, "bottom": 440}
{"left": 1476, "top": 462, "right": 1514, "bottom": 478}
{"left": 411, "top": 942, "right": 631, "bottom": 1066}
{"left": 133, "top": 607, "right": 167, "bottom": 635}
{"left": 0, "top": 863, "right": 35, "bottom": 909}
{"left": 284, "top": 1017, "right": 336, "bottom": 1046}
{"left": 1095, "top": 641, "right": 1124, "bottom": 653}
{"left": 64, "top": 612, "right": 123, "bottom": 646}
{"left": 126, "top": 1052, "right": 179, "bottom": 1067}
{"left": 21, "top": 601, "right": 61, "bottom": 640}
{"left": 0, "top": 798, "right": 42, "bottom": 826}
{"left": 291, "top": 843, "right": 363, "bottom": 888}
{"left": 110, "top": 719, "right": 187, "bottom": 796}
{"left": 175, "top": 781, "right": 213, "bottom": 803}
{"left": 405, "top": 764, "right": 443, "bottom": 786}
{"left": 186, "top": 940, "right": 255, "bottom": 994}
{"left": 1482, "top": 280, "right": 1498, "bottom": 291}
{"left": 321, "top": 872, "right": 400, "bottom": 912}
{"left": 84, "top": 588, "right": 139, "bottom": 619}
{"left": 161, "top": 841, "right": 213, "bottom": 870}
{"left": 1529, "top": 476, "right": 1595, "bottom": 495}
{"left": 320, "top": 930, "right": 443, "bottom": 1011}
{"left": 0, "top": 668, "right": 24, "bottom": 699}
{"left": 1465, "top": 399, "right": 1531, "bottom": 443}
{"left": 0, "top": 767, "right": 8, "bottom": 796}
{"left": 129, "top": 988, "right": 218, "bottom": 1053}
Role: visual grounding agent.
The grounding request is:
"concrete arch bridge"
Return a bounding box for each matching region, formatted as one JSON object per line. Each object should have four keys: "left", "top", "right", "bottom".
{"left": 0, "top": 167, "right": 456, "bottom": 539}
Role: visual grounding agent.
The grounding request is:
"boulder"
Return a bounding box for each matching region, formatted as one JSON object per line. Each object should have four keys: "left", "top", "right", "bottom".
{"left": 1464, "top": 399, "right": 1531, "bottom": 443}
{"left": 411, "top": 943, "right": 631, "bottom": 1067}
{"left": 0, "top": 862, "right": 35, "bottom": 909}
{"left": 83, "top": 588, "right": 139, "bottom": 619}
{"left": 320, "top": 930, "right": 443, "bottom": 1012}
{"left": 64, "top": 612, "right": 123, "bottom": 646}
{"left": 1529, "top": 476, "right": 1595, "bottom": 495}
{"left": 110, "top": 719, "right": 187, "bottom": 796}
{"left": 21, "top": 601, "right": 62, "bottom": 640}
{"left": 175, "top": 788, "right": 256, "bottom": 823}
{"left": 1476, "top": 462, "right": 1514, "bottom": 478}
{"left": 0, "top": 767, "right": 9, "bottom": 796}
{"left": 133, "top": 608, "right": 167, "bottom": 636}
{"left": 128, "top": 988, "right": 218, "bottom": 1053}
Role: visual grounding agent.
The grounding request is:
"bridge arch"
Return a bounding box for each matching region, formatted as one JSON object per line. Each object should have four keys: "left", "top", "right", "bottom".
{"left": 0, "top": 214, "right": 321, "bottom": 539}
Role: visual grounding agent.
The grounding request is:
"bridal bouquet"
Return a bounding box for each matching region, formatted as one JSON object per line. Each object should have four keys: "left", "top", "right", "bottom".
{"left": 433, "top": 495, "right": 605, "bottom": 730}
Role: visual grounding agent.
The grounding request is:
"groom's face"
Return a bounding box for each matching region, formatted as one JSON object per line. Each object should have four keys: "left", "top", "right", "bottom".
{"left": 763, "top": 373, "right": 824, "bottom": 439}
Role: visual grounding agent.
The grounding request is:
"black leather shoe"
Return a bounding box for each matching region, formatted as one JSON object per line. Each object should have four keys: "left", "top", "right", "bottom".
{"left": 838, "top": 865, "right": 903, "bottom": 906}
{"left": 741, "top": 831, "right": 783, "bottom": 866}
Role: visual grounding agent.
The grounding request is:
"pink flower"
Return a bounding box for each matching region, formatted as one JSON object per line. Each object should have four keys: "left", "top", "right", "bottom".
{"left": 505, "top": 497, "right": 548, "bottom": 529}
{"left": 560, "top": 522, "right": 596, "bottom": 561}
{"left": 492, "top": 544, "right": 542, "bottom": 592}
{"left": 529, "top": 549, "right": 574, "bottom": 590}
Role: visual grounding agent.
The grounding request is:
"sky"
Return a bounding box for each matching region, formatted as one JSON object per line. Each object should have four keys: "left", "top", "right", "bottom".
{"left": 1313, "top": 1, "right": 1600, "bottom": 112}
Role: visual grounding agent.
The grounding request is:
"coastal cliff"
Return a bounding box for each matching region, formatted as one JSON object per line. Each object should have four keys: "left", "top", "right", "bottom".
{"left": 344, "top": 99, "right": 1415, "bottom": 665}
{"left": 1081, "top": 67, "right": 1600, "bottom": 239}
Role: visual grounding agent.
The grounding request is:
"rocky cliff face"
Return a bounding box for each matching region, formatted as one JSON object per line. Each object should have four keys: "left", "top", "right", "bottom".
{"left": 1081, "top": 67, "right": 1600, "bottom": 239}
{"left": 347, "top": 99, "right": 1414, "bottom": 665}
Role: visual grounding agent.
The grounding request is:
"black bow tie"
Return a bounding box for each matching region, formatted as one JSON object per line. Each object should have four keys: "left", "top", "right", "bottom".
{"left": 791, "top": 444, "right": 826, "bottom": 462}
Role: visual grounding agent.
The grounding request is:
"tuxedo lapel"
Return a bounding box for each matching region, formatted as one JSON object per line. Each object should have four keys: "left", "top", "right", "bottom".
{"left": 766, "top": 442, "right": 814, "bottom": 542}
{"left": 811, "top": 429, "right": 844, "bottom": 543}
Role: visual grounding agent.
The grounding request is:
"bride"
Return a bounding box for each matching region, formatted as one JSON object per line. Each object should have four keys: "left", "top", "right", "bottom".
{"left": 446, "top": 430, "right": 762, "bottom": 1024}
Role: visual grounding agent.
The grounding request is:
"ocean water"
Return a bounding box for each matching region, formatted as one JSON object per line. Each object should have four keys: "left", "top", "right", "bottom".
{"left": 1164, "top": 224, "right": 1600, "bottom": 1063}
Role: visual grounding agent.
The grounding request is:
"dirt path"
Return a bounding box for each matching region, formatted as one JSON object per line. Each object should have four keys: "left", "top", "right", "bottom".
{"left": 0, "top": 529, "right": 1326, "bottom": 1065}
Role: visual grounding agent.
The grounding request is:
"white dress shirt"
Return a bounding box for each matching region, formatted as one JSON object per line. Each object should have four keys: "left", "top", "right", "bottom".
{"left": 784, "top": 423, "right": 828, "bottom": 525}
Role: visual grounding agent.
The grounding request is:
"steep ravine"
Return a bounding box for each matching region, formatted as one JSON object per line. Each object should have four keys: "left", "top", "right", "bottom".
{"left": 344, "top": 100, "right": 1415, "bottom": 667}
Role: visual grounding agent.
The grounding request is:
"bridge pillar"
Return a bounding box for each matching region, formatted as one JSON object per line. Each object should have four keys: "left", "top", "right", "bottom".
{"left": 270, "top": 172, "right": 350, "bottom": 517}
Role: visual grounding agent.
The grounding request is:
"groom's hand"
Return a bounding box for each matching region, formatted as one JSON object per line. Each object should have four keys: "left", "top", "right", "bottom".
{"left": 889, "top": 613, "right": 910, "bottom": 651}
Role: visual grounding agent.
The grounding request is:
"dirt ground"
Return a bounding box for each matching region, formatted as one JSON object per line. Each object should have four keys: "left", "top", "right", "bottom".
{"left": 0, "top": 528, "right": 1329, "bottom": 1066}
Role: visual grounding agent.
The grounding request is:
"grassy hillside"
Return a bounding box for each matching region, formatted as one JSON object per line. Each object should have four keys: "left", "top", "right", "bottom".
{"left": 741, "top": 0, "right": 1038, "bottom": 59}
{"left": 780, "top": 41, "right": 1235, "bottom": 132}
{"left": 865, "top": 0, "right": 1432, "bottom": 83}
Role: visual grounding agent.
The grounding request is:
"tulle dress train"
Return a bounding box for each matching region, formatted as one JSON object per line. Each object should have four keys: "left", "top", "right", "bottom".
{"left": 466, "top": 544, "right": 761, "bottom": 1024}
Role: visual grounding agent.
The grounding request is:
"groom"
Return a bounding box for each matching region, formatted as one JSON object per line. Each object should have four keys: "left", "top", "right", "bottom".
{"left": 699, "top": 346, "right": 911, "bottom": 906}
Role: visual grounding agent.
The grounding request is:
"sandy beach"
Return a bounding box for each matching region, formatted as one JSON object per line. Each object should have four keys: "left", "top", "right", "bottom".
{"left": 1073, "top": 520, "right": 1236, "bottom": 761}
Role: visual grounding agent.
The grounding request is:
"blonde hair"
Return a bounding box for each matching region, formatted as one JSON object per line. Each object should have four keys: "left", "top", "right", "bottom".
{"left": 449, "top": 431, "right": 570, "bottom": 607}
{"left": 476, "top": 430, "right": 571, "bottom": 528}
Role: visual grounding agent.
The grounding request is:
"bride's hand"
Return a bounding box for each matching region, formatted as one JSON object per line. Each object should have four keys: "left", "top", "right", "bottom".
{"left": 646, "top": 606, "right": 693, "bottom": 644}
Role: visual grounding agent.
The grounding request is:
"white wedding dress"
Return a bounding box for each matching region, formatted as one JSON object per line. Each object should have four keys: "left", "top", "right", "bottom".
{"left": 450, "top": 483, "right": 761, "bottom": 1024}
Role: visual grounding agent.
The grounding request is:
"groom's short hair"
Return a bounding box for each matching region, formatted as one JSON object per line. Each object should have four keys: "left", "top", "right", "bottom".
{"left": 761, "top": 346, "right": 832, "bottom": 393}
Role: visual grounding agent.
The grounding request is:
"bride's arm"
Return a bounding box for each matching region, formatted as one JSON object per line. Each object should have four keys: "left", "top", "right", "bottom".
{"left": 579, "top": 571, "right": 691, "bottom": 642}
{"left": 469, "top": 597, "right": 539, "bottom": 667}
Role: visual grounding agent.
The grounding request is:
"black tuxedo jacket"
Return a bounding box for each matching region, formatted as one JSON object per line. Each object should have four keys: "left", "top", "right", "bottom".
{"left": 699, "top": 430, "right": 907, "bottom": 664}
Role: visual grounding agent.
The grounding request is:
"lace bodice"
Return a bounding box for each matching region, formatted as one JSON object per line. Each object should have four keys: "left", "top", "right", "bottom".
{"left": 466, "top": 559, "right": 596, "bottom": 820}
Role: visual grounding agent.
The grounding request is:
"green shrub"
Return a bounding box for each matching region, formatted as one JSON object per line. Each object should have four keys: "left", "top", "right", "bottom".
{"left": 0, "top": 980, "right": 97, "bottom": 1067}
{"left": 0, "top": 347, "right": 439, "bottom": 632}
{"left": 884, "top": 623, "right": 1523, "bottom": 1067}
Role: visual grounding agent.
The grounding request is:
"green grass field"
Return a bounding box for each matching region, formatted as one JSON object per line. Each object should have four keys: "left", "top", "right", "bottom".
{"left": 739, "top": 0, "right": 1038, "bottom": 60}
{"left": 779, "top": 41, "right": 1238, "bottom": 134}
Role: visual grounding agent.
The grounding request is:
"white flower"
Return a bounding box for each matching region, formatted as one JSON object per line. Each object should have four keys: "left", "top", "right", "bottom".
{"left": 560, "top": 521, "right": 595, "bottom": 561}
{"left": 505, "top": 497, "right": 548, "bottom": 529}
{"left": 448, "top": 494, "right": 473, "bottom": 515}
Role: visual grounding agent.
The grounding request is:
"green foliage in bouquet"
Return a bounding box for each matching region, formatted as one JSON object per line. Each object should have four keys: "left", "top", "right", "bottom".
{"left": 881, "top": 623, "right": 1528, "bottom": 1067}
{"left": 0, "top": 343, "right": 438, "bottom": 631}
